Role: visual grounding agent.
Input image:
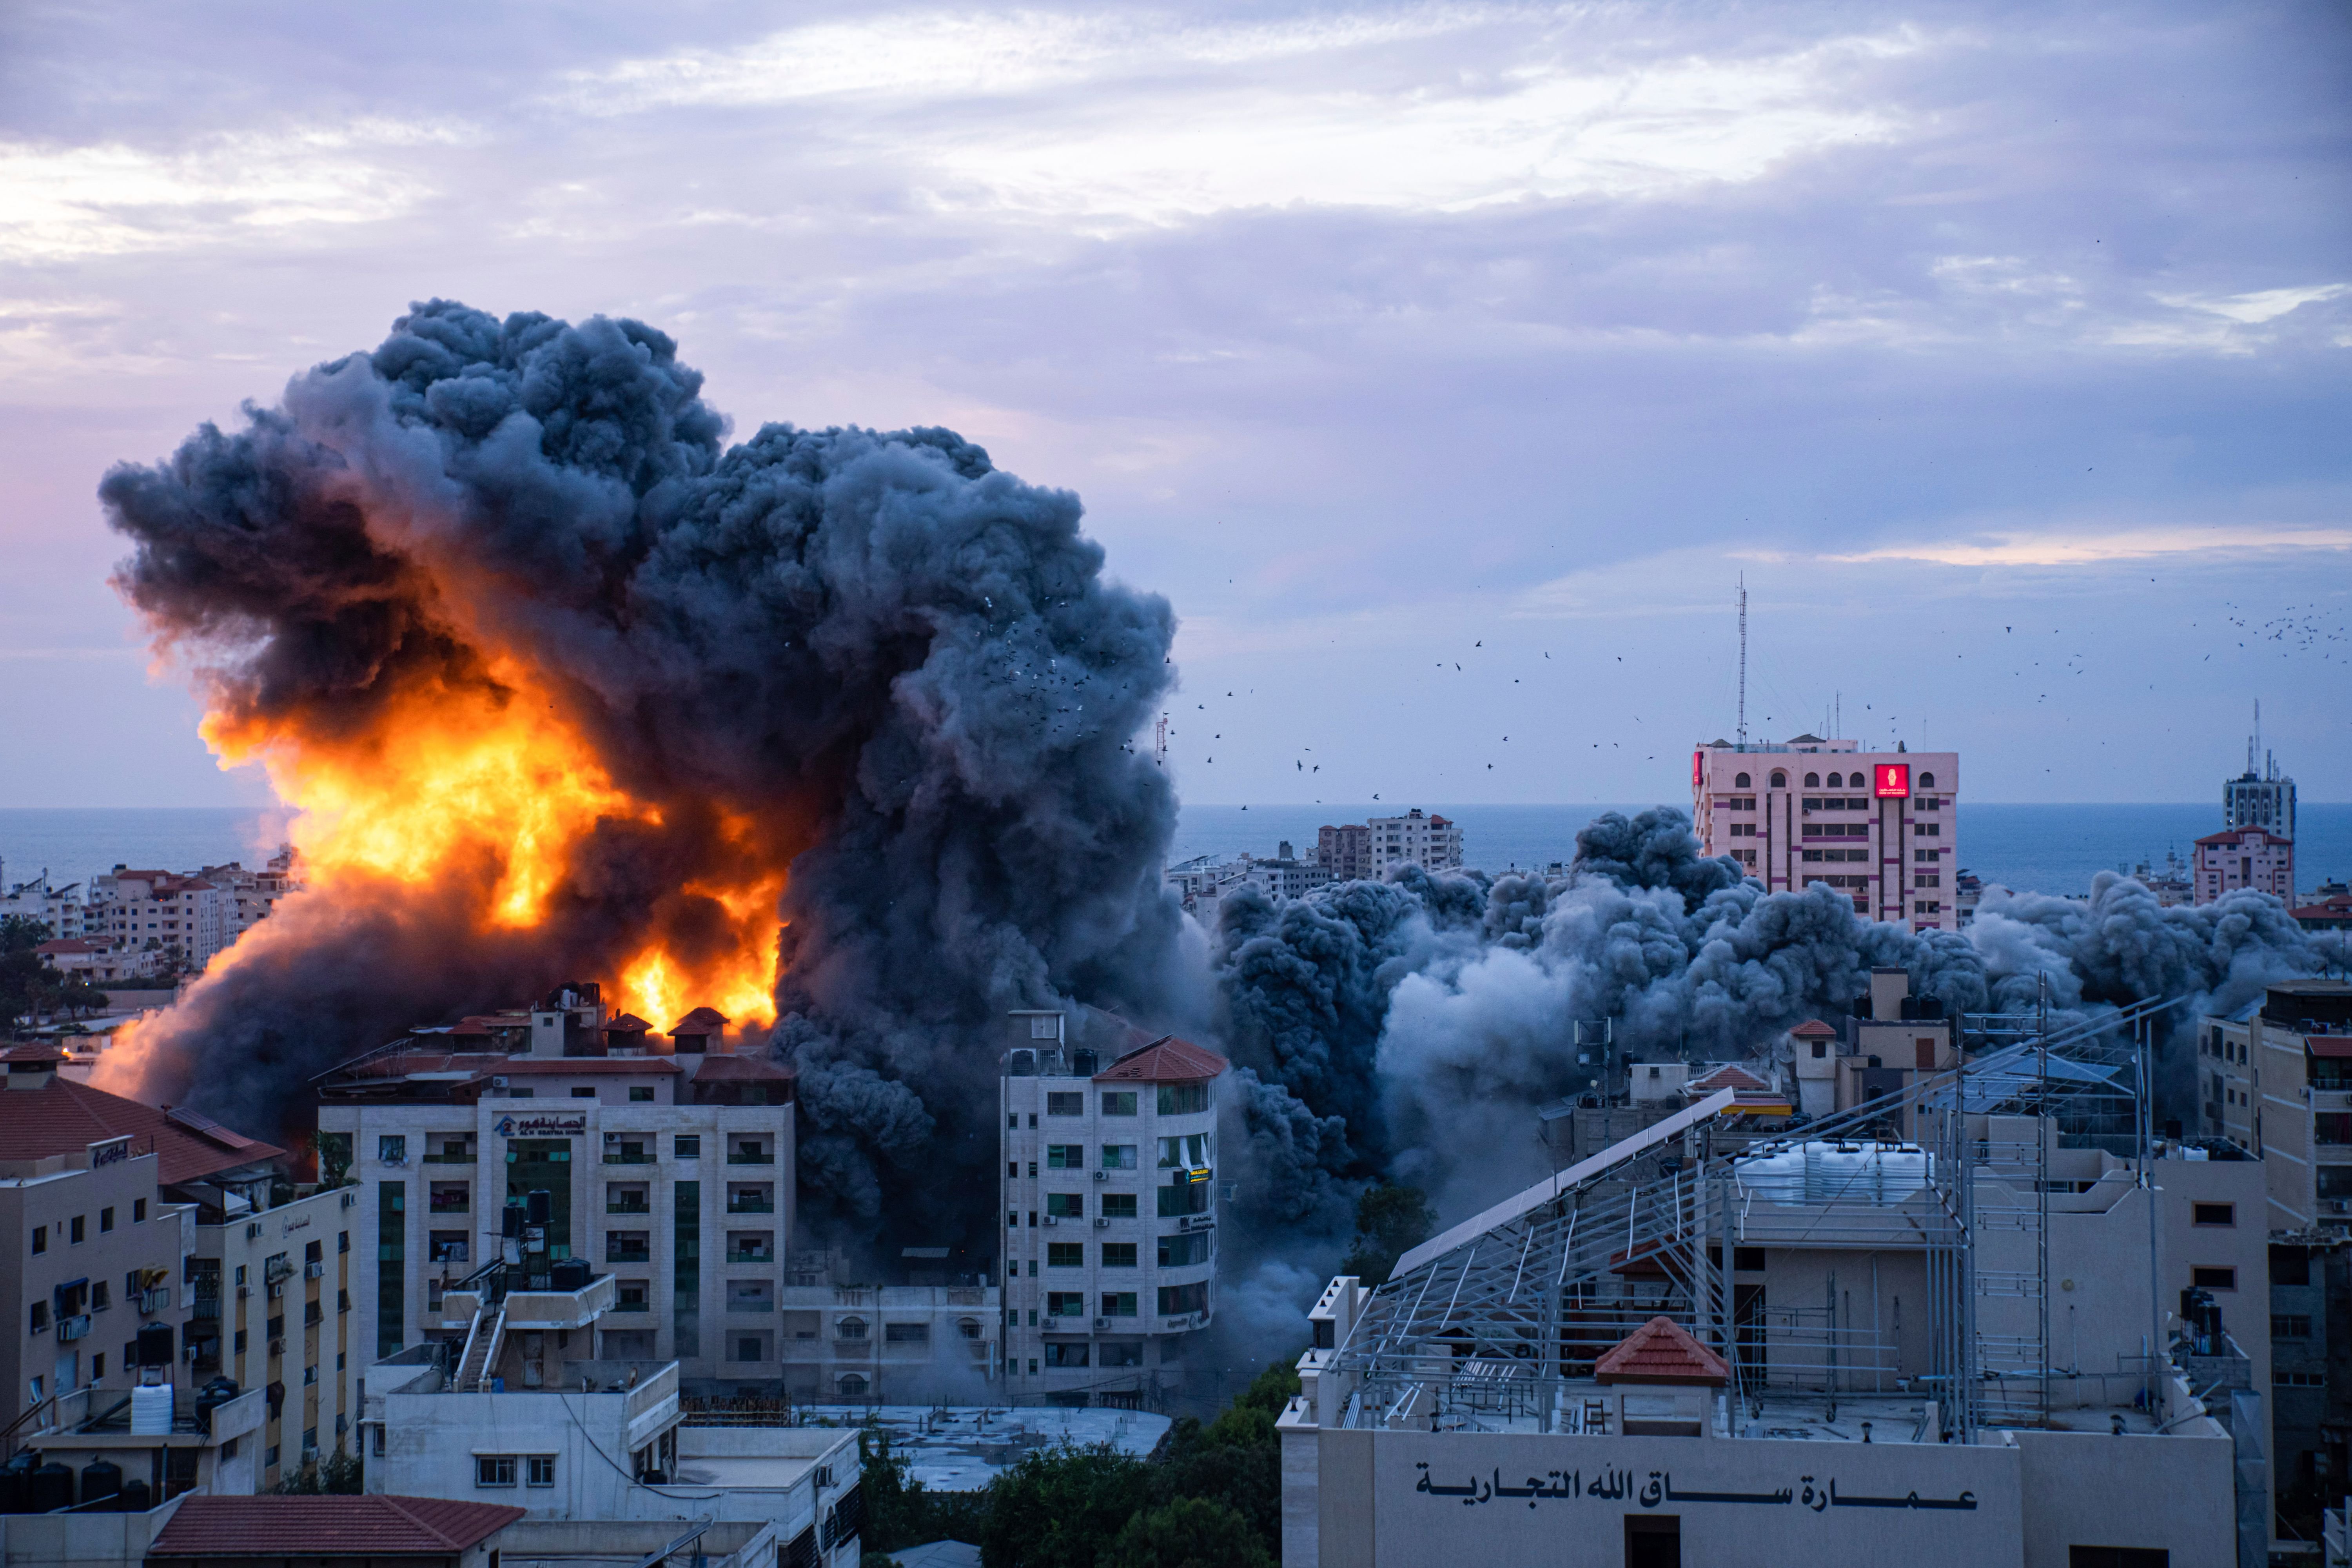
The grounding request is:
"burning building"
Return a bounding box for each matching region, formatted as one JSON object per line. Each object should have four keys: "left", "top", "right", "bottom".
{"left": 94, "top": 300, "right": 1190, "bottom": 1267}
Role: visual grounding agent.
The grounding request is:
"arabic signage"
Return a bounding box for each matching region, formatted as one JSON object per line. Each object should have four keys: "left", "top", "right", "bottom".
{"left": 88, "top": 1136, "right": 132, "bottom": 1168}
{"left": 1875, "top": 762, "right": 1910, "bottom": 799}
{"left": 495, "top": 1115, "right": 586, "bottom": 1138}
{"left": 1414, "top": 1462, "right": 1976, "bottom": 1512}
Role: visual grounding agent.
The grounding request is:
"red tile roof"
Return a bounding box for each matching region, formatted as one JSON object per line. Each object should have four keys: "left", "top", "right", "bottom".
{"left": 1688, "top": 1064, "right": 1773, "bottom": 1094}
{"left": 605, "top": 1012, "right": 654, "bottom": 1033}
{"left": 670, "top": 1006, "right": 729, "bottom": 1034}
{"left": 1788, "top": 1020, "right": 1839, "bottom": 1039}
{"left": 334, "top": 1053, "right": 679, "bottom": 1080}
{"left": 1593, "top": 1315, "right": 1730, "bottom": 1386}
{"left": 1094, "top": 1035, "right": 1228, "bottom": 1084}
{"left": 148, "top": 1494, "right": 524, "bottom": 1555}
{"left": 34, "top": 938, "right": 98, "bottom": 956}
{"left": 2194, "top": 827, "right": 2288, "bottom": 847}
{"left": 0, "top": 1077, "right": 282, "bottom": 1184}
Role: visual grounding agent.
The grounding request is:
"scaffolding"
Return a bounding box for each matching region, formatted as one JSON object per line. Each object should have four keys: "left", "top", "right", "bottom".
{"left": 1325, "top": 989, "right": 2187, "bottom": 1442}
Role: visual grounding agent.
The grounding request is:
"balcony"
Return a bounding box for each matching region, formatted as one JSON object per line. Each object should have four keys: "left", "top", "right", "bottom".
{"left": 606, "top": 1242, "right": 652, "bottom": 1265}
{"left": 603, "top": 1149, "right": 655, "bottom": 1167}
{"left": 606, "top": 1200, "right": 652, "bottom": 1215}
{"left": 726, "top": 1198, "right": 775, "bottom": 1214}
{"left": 726, "top": 1247, "right": 774, "bottom": 1265}
{"left": 503, "top": 1272, "right": 619, "bottom": 1331}
{"left": 726, "top": 1147, "right": 775, "bottom": 1166}
{"left": 56, "top": 1314, "right": 91, "bottom": 1343}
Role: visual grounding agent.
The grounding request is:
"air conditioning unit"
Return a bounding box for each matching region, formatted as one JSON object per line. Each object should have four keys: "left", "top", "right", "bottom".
{"left": 1094, "top": 1317, "right": 1113, "bottom": 1329}
{"left": 1042, "top": 1216, "right": 1057, "bottom": 1227}
{"left": 340, "top": 1192, "right": 356, "bottom": 1210}
{"left": 1092, "top": 1171, "right": 1108, "bottom": 1181}
{"left": 491, "top": 1076, "right": 508, "bottom": 1088}
{"left": 268, "top": 1337, "right": 286, "bottom": 1357}
{"left": 305, "top": 1262, "right": 326, "bottom": 1280}
{"left": 267, "top": 1282, "right": 284, "bottom": 1300}
{"left": 245, "top": 1223, "right": 263, "bottom": 1240}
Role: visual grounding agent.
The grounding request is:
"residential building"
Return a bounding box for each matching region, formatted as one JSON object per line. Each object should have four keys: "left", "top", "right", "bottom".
{"left": 2225, "top": 714, "right": 2297, "bottom": 844}
{"left": 1164, "top": 855, "right": 1249, "bottom": 922}
{"left": 314, "top": 986, "right": 795, "bottom": 1387}
{"left": 777, "top": 1277, "right": 998, "bottom": 1402}
{"left": 2267, "top": 1235, "right": 2352, "bottom": 1541}
{"left": 0, "top": 871, "right": 99, "bottom": 941}
{"left": 1691, "top": 736, "right": 1960, "bottom": 933}
{"left": 31, "top": 936, "right": 145, "bottom": 987}
{"left": 1000, "top": 1013, "right": 1224, "bottom": 1406}
{"left": 2127, "top": 848, "right": 2195, "bottom": 907}
{"left": 1365, "top": 810, "right": 1462, "bottom": 874}
{"left": 89, "top": 869, "right": 228, "bottom": 974}
{"left": 1242, "top": 844, "right": 1331, "bottom": 900}
{"left": 0, "top": 1043, "right": 307, "bottom": 1499}
{"left": 2292, "top": 885, "right": 2352, "bottom": 933}
{"left": 199, "top": 850, "right": 302, "bottom": 944}
{"left": 2196, "top": 826, "right": 2295, "bottom": 903}
{"left": 364, "top": 1340, "right": 862, "bottom": 1563}
{"left": 2198, "top": 980, "right": 2352, "bottom": 1230}
{"left": 144, "top": 1494, "right": 524, "bottom": 1568}
{"left": 1315, "top": 824, "right": 1373, "bottom": 882}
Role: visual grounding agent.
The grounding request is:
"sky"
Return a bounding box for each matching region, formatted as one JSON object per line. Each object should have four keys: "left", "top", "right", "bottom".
{"left": 0, "top": 1, "right": 2345, "bottom": 810}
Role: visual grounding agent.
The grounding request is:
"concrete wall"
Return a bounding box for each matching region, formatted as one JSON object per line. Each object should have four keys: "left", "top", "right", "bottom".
{"left": 2011, "top": 1427, "right": 2234, "bottom": 1568}
{"left": 0, "top": 1491, "right": 183, "bottom": 1567}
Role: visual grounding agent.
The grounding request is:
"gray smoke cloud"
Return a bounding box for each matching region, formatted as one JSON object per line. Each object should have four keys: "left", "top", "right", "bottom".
{"left": 1215, "top": 806, "right": 2338, "bottom": 1224}
{"left": 102, "top": 300, "right": 1192, "bottom": 1259}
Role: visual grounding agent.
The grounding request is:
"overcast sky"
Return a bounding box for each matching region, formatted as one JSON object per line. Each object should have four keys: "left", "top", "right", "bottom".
{"left": 1, "top": 1, "right": 2345, "bottom": 809}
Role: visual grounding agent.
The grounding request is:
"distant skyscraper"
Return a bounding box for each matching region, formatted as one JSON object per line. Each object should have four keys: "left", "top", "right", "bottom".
{"left": 2202, "top": 703, "right": 2296, "bottom": 902}
{"left": 1691, "top": 735, "right": 1959, "bottom": 933}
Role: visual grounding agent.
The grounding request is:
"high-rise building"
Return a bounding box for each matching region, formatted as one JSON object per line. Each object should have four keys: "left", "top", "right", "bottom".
{"left": 314, "top": 987, "right": 796, "bottom": 1384}
{"left": 2207, "top": 706, "right": 2296, "bottom": 902}
{"left": 1691, "top": 736, "right": 1959, "bottom": 933}
{"left": 1365, "top": 810, "right": 1462, "bottom": 873}
{"left": 1314, "top": 824, "right": 1373, "bottom": 882}
{"left": 999, "top": 1012, "right": 1223, "bottom": 1405}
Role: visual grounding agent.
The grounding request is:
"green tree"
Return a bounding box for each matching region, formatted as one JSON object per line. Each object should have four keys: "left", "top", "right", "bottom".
{"left": 860, "top": 1425, "right": 986, "bottom": 1555}
{"left": 1104, "top": 1496, "right": 1270, "bottom": 1568}
{"left": 978, "top": 1441, "right": 1152, "bottom": 1568}
{"left": 0, "top": 916, "right": 53, "bottom": 953}
{"left": 1339, "top": 1184, "right": 1435, "bottom": 1287}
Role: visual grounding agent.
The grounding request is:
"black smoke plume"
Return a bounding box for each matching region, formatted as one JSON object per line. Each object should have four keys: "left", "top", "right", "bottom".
{"left": 102, "top": 301, "right": 1190, "bottom": 1259}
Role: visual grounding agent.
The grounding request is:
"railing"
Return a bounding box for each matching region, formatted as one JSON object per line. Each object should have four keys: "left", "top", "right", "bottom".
{"left": 607, "top": 1246, "right": 652, "bottom": 1264}
{"left": 726, "top": 1149, "right": 775, "bottom": 1165}
{"left": 727, "top": 1200, "right": 775, "bottom": 1213}
{"left": 604, "top": 1151, "right": 655, "bottom": 1166}
{"left": 56, "top": 1315, "right": 91, "bottom": 1342}
{"left": 607, "top": 1201, "right": 652, "bottom": 1215}
{"left": 726, "top": 1249, "right": 774, "bottom": 1264}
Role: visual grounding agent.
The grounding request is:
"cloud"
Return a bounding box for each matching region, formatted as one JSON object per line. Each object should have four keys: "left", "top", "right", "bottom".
{"left": 1816, "top": 525, "right": 2352, "bottom": 567}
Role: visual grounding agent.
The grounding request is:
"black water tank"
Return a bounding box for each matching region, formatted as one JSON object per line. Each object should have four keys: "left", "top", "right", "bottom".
{"left": 119, "top": 1478, "right": 152, "bottom": 1515}
{"left": 28, "top": 1461, "right": 73, "bottom": 1514}
{"left": 135, "top": 1324, "right": 174, "bottom": 1367}
{"left": 503, "top": 1200, "right": 524, "bottom": 1238}
{"left": 194, "top": 1376, "right": 240, "bottom": 1434}
{"left": 1853, "top": 993, "right": 1874, "bottom": 1020}
{"left": 550, "top": 1258, "right": 591, "bottom": 1291}
{"left": 1899, "top": 996, "right": 1920, "bottom": 1021}
{"left": 0, "top": 1451, "right": 34, "bottom": 1513}
{"left": 527, "top": 1189, "right": 552, "bottom": 1225}
{"left": 1071, "top": 1047, "right": 1099, "bottom": 1077}
{"left": 79, "top": 1459, "right": 122, "bottom": 1510}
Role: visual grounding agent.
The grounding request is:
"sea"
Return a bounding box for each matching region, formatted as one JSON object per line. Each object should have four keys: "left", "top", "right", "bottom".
{"left": 2, "top": 802, "right": 2347, "bottom": 901}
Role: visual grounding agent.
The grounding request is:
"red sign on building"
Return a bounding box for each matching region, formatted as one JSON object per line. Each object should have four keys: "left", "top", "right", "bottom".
{"left": 1691, "top": 750, "right": 1704, "bottom": 788}
{"left": 1874, "top": 763, "right": 1910, "bottom": 799}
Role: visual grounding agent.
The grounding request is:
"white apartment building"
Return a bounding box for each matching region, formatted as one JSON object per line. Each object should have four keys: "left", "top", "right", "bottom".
{"left": 1000, "top": 1014, "right": 1224, "bottom": 1406}
{"left": 316, "top": 989, "right": 796, "bottom": 1387}
{"left": 1366, "top": 810, "right": 1462, "bottom": 874}
{"left": 90, "top": 869, "right": 229, "bottom": 972}
{"left": 776, "top": 1276, "right": 998, "bottom": 1403}
{"left": 0, "top": 871, "right": 98, "bottom": 940}
{"left": 2198, "top": 980, "right": 2352, "bottom": 1229}
{"left": 1691, "top": 736, "right": 1960, "bottom": 933}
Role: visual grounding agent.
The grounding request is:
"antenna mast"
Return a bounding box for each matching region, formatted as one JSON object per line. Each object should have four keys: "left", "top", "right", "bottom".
{"left": 1154, "top": 713, "right": 1168, "bottom": 767}
{"left": 1736, "top": 575, "right": 1748, "bottom": 749}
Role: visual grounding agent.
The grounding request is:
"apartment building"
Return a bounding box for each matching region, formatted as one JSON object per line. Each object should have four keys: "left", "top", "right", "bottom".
{"left": 1691, "top": 736, "right": 1960, "bottom": 933}
{"left": 89, "top": 869, "right": 228, "bottom": 973}
{"left": 2195, "top": 826, "right": 2295, "bottom": 903}
{"left": 0, "top": 1044, "right": 350, "bottom": 1495}
{"left": 315, "top": 988, "right": 795, "bottom": 1387}
{"left": 0, "top": 871, "right": 98, "bottom": 940}
{"left": 1000, "top": 1014, "right": 1224, "bottom": 1406}
{"left": 777, "top": 1272, "right": 998, "bottom": 1402}
{"left": 1365, "top": 810, "right": 1462, "bottom": 874}
{"left": 1314, "top": 824, "right": 1373, "bottom": 882}
{"left": 2198, "top": 980, "right": 2352, "bottom": 1230}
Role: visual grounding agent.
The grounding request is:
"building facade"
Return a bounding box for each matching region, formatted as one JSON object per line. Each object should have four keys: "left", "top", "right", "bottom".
{"left": 999, "top": 1013, "right": 1224, "bottom": 1406}
{"left": 1315, "top": 824, "right": 1374, "bottom": 882}
{"left": 2199, "top": 981, "right": 2352, "bottom": 1231}
{"left": 316, "top": 993, "right": 796, "bottom": 1387}
{"left": 1365, "top": 811, "right": 1461, "bottom": 874}
{"left": 1691, "top": 737, "right": 1960, "bottom": 933}
{"left": 89, "top": 869, "right": 227, "bottom": 974}
{"left": 2196, "top": 826, "right": 2295, "bottom": 904}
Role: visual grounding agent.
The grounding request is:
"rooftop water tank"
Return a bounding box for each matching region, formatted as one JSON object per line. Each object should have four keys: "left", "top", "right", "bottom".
{"left": 1734, "top": 1142, "right": 1932, "bottom": 1205}
{"left": 78, "top": 1458, "right": 121, "bottom": 1510}
{"left": 130, "top": 1383, "right": 174, "bottom": 1436}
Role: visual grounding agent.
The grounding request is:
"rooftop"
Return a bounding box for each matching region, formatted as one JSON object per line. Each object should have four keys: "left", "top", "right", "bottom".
{"left": 1094, "top": 1034, "right": 1228, "bottom": 1085}
{"left": 148, "top": 1494, "right": 524, "bottom": 1556}
{"left": 793, "top": 1405, "right": 1170, "bottom": 1492}
{"left": 1593, "top": 1316, "right": 1730, "bottom": 1387}
{"left": 0, "top": 1074, "right": 282, "bottom": 1185}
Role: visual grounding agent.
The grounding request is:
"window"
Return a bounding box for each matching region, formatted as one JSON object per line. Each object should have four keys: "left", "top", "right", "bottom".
{"left": 1101, "top": 1145, "right": 1138, "bottom": 1170}
{"left": 1158, "top": 1133, "right": 1209, "bottom": 1170}
{"left": 1158, "top": 1283, "right": 1210, "bottom": 1316}
{"left": 567, "top": 1086, "right": 595, "bottom": 1099}
{"left": 1045, "top": 1145, "right": 1084, "bottom": 1169}
{"left": 1100, "top": 1092, "right": 1137, "bottom": 1116}
{"left": 133, "top": 1201, "right": 144, "bottom": 1223}
{"left": 1047, "top": 1243, "right": 1084, "bottom": 1268}
{"left": 1734, "top": 772, "right": 1751, "bottom": 788}
{"left": 1159, "top": 1232, "right": 1211, "bottom": 1267}
{"left": 675, "top": 1135, "right": 701, "bottom": 1159}
{"left": 1046, "top": 1092, "right": 1084, "bottom": 1116}
{"left": 2192, "top": 1203, "right": 2235, "bottom": 1227}
{"left": 2190, "top": 1266, "right": 2236, "bottom": 1290}
{"left": 1101, "top": 1292, "right": 1137, "bottom": 1318}
{"left": 1100, "top": 1194, "right": 1138, "bottom": 1219}
{"left": 884, "top": 1323, "right": 928, "bottom": 1344}
{"left": 607, "top": 1232, "right": 650, "bottom": 1263}
{"left": 1099, "top": 1342, "right": 1144, "bottom": 1368}
{"left": 617, "top": 1281, "right": 650, "bottom": 1312}
{"left": 429, "top": 1232, "right": 470, "bottom": 1264}
{"left": 31, "top": 1226, "right": 44, "bottom": 1256}
{"left": 99, "top": 1208, "right": 114, "bottom": 1234}
{"left": 69, "top": 1216, "right": 84, "bottom": 1245}
{"left": 1045, "top": 1292, "right": 1086, "bottom": 1318}
{"left": 629, "top": 1087, "right": 654, "bottom": 1103}
{"left": 378, "top": 1136, "right": 407, "bottom": 1163}
{"left": 528, "top": 1455, "right": 556, "bottom": 1486}
{"left": 1918, "top": 771, "right": 1936, "bottom": 788}
{"left": 1769, "top": 771, "right": 1787, "bottom": 788}
{"left": 839, "top": 1372, "right": 869, "bottom": 1397}
{"left": 1100, "top": 1243, "right": 1138, "bottom": 1268}
{"left": 1803, "top": 772, "right": 1820, "bottom": 787}
{"left": 2273, "top": 1314, "right": 2313, "bottom": 1339}
{"left": 735, "top": 1336, "right": 766, "bottom": 1363}
{"left": 1046, "top": 1193, "right": 1083, "bottom": 1219}
{"left": 29, "top": 1302, "right": 48, "bottom": 1333}
{"left": 477, "top": 1455, "right": 519, "bottom": 1487}
{"left": 1043, "top": 1343, "right": 1089, "bottom": 1368}
{"left": 1157, "top": 1084, "right": 1208, "bottom": 1115}
{"left": 1811, "top": 1041, "right": 1828, "bottom": 1059}
{"left": 1007, "top": 1163, "right": 1020, "bottom": 1178}
{"left": 2272, "top": 1247, "right": 2312, "bottom": 1285}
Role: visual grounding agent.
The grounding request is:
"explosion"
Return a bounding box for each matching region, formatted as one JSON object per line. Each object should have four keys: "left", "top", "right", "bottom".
{"left": 96, "top": 300, "right": 1188, "bottom": 1256}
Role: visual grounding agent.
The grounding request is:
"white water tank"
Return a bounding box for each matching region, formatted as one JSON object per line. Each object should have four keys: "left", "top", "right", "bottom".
{"left": 130, "top": 1382, "right": 174, "bottom": 1435}
{"left": 1735, "top": 1142, "right": 1931, "bottom": 1205}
